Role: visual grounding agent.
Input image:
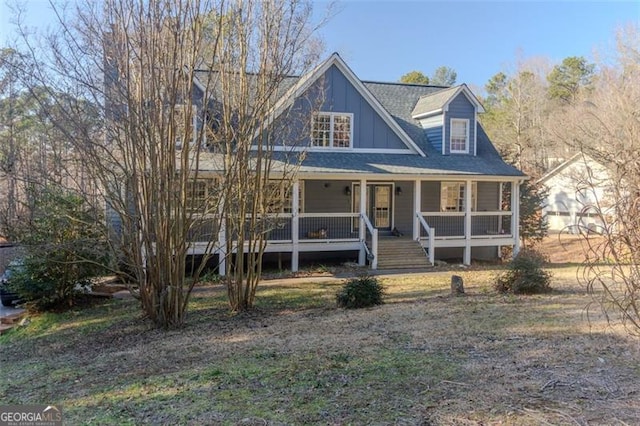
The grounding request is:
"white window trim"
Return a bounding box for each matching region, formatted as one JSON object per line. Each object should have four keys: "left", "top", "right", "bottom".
{"left": 440, "top": 182, "right": 477, "bottom": 212}
{"left": 311, "top": 112, "right": 354, "bottom": 150}
{"left": 449, "top": 118, "right": 469, "bottom": 154}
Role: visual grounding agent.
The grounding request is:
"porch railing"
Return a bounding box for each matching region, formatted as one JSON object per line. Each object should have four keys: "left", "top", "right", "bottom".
{"left": 416, "top": 211, "right": 435, "bottom": 265}
{"left": 298, "top": 213, "right": 360, "bottom": 241}
{"left": 361, "top": 213, "right": 378, "bottom": 270}
{"left": 470, "top": 212, "right": 512, "bottom": 237}
{"left": 421, "top": 211, "right": 512, "bottom": 239}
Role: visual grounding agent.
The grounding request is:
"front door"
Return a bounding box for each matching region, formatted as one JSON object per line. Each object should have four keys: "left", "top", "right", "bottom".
{"left": 353, "top": 184, "right": 393, "bottom": 230}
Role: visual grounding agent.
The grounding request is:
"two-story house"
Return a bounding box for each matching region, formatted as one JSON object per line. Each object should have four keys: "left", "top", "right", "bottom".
{"left": 178, "top": 53, "right": 525, "bottom": 273}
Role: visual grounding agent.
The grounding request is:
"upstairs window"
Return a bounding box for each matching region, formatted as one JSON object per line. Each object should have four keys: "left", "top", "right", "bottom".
{"left": 441, "top": 182, "right": 477, "bottom": 212}
{"left": 450, "top": 118, "right": 469, "bottom": 153}
{"left": 311, "top": 112, "right": 352, "bottom": 148}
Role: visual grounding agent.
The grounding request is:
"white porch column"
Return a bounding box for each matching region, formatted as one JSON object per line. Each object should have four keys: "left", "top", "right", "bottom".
{"left": 358, "top": 178, "right": 367, "bottom": 265}
{"left": 217, "top": 201, "right": 227, "bottom": 277}
{"left": 413, "top": 179, "right": 421, "bottom": 240}
{"left": 511, "top": 180, "right": 521, "bottom": 257}
{"left": 291, "top": 180, "right": 300, "bottom": 272}
{"left": 464, "top": 179, "right": 472, "bottom": 265}
{"left": 498, "top": 182, "right": 503, "bottom": 255}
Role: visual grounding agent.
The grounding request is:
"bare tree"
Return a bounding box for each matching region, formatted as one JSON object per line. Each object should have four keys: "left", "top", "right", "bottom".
{"left": 481, "top": 57, "right": 555, "bottom": 176}
{"left": 13, "top": 0, "right": 325, "bottom": 327}
{"left": 551, "top": 24, "right": 640, "bottom": 335}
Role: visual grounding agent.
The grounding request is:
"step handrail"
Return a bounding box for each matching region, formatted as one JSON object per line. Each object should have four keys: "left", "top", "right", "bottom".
{"left": 416, "top": 212, "right": 435, "bottom": 266}
{"left": 360, "top": 213, "right": 378, "bottom": 270}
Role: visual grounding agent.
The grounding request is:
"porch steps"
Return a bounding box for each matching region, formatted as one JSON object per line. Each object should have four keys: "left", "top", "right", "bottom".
{"left": 376, "top": 237, "right": 432, "bottom": 269}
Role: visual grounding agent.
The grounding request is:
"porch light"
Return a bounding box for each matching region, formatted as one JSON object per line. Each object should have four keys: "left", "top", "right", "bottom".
{"left": 344, "top": 186, "right": 351, "bottom": 196}
{"left": 395, "top": 186, "right": 402, "bottom": 196}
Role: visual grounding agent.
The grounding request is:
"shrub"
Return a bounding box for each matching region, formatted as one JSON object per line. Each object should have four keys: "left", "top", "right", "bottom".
{"left": 10, "top": 186, "right": 108, "bottom": 310}
{"left": 336, "top": 275, "right": 385, "bottom": 309}
{"left": 495, "top": 249, "right": 552, "bottom": 294}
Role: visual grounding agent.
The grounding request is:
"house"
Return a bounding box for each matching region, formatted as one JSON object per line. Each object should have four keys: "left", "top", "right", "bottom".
{"left": 538, "top": 152, "right": 613, "bottom": 234}
{"left": 178, "top": 53, "right": 525, "bottom": 272}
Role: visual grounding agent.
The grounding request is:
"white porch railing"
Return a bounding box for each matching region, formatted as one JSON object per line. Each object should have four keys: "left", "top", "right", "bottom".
{"left": 416, "top": 211, "right": 435, "bottom": 265}
{"left": 421, "top": 211, "right": 512, "bottom": 239}
{"left": 361, "top": 213, "right": 378, "bottom": 270}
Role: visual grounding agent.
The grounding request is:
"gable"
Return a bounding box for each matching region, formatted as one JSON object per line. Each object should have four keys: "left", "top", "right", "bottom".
{"left": 443, "top": 92, "right": 477, "bottom": 155}
{"left": 540, "top": 155, "right": 614, "bottom": 212}
{"left": 315, "top": 64, "right": 409, "bottom": 151}
{"left": 257, "top": 53, "right": 425, "bottom": 155}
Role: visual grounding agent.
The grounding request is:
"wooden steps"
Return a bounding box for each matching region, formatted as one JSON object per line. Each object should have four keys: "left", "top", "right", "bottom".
{"left": 376, "top": 237, "right": 432, "bottom": 269}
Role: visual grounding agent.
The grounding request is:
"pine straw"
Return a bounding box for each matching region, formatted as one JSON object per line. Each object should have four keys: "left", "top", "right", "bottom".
{"left": 1, "top": 267, "right": 639, "bottom": 425}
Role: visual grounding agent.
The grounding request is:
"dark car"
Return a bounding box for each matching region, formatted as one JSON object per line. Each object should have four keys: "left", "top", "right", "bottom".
{"left": 0, "top": 261, "right": 23, "bottom": 307}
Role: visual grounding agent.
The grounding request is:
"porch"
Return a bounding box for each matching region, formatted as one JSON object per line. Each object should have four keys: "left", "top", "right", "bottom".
{"left": 187, "top": 177, "right": 521, "bottom": 274}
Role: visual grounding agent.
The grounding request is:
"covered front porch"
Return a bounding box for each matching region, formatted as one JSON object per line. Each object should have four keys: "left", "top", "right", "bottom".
{"left": 188, "top": 175, "right": 521, "bottom": 274}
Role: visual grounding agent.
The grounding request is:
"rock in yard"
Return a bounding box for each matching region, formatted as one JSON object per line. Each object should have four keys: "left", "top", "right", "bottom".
{"left": 451, "top": 275, "right": 465, "bottom": 295}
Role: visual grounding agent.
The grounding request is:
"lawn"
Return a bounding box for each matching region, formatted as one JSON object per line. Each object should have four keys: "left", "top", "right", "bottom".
{"left": 1, "top": 266, "right": 639, "bottom": 425}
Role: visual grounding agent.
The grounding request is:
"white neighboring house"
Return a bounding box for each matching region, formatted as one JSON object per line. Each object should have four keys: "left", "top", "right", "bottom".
{"left": 538, "top": 153, "right": 614, "bottom": 234}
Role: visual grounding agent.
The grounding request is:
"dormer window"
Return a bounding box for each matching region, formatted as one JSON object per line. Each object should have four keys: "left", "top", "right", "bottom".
{"left": 450, "top": 118, "right": 469, "bottom": 153}
{"left": 312, "top": 112, "right": 352, "bottom": 148}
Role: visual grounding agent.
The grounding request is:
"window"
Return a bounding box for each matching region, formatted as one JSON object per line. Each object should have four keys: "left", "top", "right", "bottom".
{"left": 440, "top": 182, "right": 477, "bottom": 212}
{"left": 185, "top": 178, "right": 218, "bottom": 211}
{"left": 266, "top": 181, "right": 304, "bottom": 213}
{"left": 450, "top": 118, "right": 469, "bottom": 153}
{"left": 312, "top": 112, "right": 352, "bottom": 148}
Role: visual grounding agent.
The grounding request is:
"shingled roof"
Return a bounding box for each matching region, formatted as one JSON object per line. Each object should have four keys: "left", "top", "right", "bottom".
{"left": 192, "top": 55, "right": 524, "bottom": 179}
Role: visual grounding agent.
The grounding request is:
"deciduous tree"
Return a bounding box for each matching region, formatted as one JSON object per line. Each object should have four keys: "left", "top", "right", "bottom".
{"left": 399, "top": 70, "right": 429, "bottom": 84}
{"left": 13, "top": 0, "right": 326, "bottom": 327}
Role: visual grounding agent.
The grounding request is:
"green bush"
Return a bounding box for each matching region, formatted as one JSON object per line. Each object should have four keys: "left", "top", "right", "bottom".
{"left": 336, "top": 275, "right": 385, "bottom": 309}
{"left": 495, "top": 249, "right": 552, "bottom": 294}
{"left": 10, "top": 186, "right": 108, "bottom": 310}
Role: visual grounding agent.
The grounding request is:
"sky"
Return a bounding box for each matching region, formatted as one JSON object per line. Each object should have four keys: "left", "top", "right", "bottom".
{"left": 1, "top": 0, "right": 638, "bottom": 90}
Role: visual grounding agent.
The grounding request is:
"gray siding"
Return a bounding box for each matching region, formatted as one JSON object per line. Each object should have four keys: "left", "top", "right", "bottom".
{"left": 420, "top": 181, "right": 441, "bottom": 212}
{"left": 443, "top": 92, "right": 477, "bottom": 155}
{"left": 393, "top": 181, "right": 414, "bottom": 234}
{"left": 304, "top": 180, "right": 352, "bottom": 213}
{"left": 477, "top": 182, "right": 500, "bottom": 211}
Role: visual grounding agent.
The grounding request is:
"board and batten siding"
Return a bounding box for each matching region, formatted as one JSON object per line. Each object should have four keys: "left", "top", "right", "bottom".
{"left": 271, "top": 65, "right": 410, "bottom": 151}
{"left": 322, "top": 65, "right": 409, "bottom": 150}
{"left": 443, "top": 92, "right": 477, "bottom": 155}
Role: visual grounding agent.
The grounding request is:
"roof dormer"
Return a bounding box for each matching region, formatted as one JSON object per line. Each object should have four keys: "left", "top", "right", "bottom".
{"left": 412, "top": 84, "right": 484, "bottom": 156}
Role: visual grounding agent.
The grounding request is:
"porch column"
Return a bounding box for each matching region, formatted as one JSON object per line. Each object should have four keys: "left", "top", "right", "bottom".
{"left": 413, "top": 179, "right": 421, "bottom": 240}
{"left": 497, "top": 182, "right": 503, "bottom": 255}
{"left": 217, "top": 200, "right": 227, "bottom": 277}
{"left": 291, "top": 180, "right": 300, "bottom": 272}
{"left": 511, "top": 179, "right": 521, "bottom": 257}
{"left": 463, "top": 179, "right": 472, "bottom": 265}
{"left": 358, "top": 178, "right": 367, "bottom": 265}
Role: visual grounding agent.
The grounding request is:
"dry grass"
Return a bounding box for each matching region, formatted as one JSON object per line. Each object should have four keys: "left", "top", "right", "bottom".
{"left": 1, "top": 266, "right": 639, "bottom": 425}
